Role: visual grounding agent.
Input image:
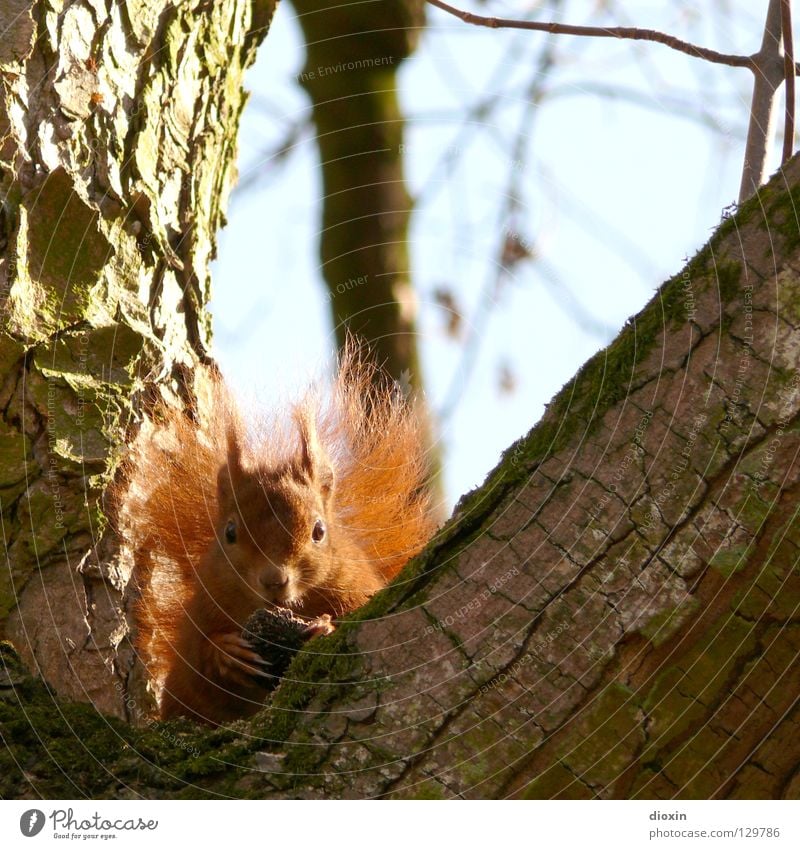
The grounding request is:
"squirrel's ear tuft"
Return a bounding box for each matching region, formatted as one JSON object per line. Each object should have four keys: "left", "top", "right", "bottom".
{"left": 317, "top": 462, "right": 335, "bottom": 501}
{"left": 217, "top": 425, "right": 245, "bottom": 505}
{"left": 226, "top": 424, "right": 244, "bottom": 475}
{"left": 296, "top": 407, "right": 335, "bottom": 499}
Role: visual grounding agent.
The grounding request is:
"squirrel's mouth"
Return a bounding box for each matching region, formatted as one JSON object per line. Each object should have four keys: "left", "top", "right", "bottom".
{"left": 259, "top": 579, "right": 303, "bottom": 609}
{"left": 281, "top": 585, "right": 305, "bottom": 608}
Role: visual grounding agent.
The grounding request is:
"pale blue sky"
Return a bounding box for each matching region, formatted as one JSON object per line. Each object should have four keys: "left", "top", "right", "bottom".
{"left": 210, "top": 1, "right": 771, "bottom": 510}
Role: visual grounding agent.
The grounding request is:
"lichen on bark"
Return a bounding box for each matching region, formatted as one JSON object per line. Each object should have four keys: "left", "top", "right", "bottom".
{"left": 0, "top": 0, "right": 276, "bottom": 719}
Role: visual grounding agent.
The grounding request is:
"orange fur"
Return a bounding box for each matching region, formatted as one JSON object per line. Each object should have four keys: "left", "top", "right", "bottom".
{"left": 114, "top": 346, "right": 437, "bottom": 724}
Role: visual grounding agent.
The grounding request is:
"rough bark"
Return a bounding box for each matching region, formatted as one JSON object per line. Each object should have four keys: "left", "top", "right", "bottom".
{"left": 3, "top": 154, "right": 800, "bottom": 799}
{"left": 0, "top": 0, "right": 276, "bottom": 719}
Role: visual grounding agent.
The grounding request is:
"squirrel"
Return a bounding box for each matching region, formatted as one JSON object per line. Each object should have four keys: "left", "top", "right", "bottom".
{"left": 114, "top": 347, "right": 437, "bottom": 726}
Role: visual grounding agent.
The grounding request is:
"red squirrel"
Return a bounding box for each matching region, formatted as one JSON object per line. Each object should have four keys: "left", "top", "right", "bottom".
{"left": 115, "top": 349, "right": 436, "bottom": 725}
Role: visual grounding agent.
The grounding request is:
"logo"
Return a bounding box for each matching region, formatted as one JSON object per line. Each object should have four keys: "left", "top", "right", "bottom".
{"left": 20, "top": 810, "right": 45, "bottom": 837}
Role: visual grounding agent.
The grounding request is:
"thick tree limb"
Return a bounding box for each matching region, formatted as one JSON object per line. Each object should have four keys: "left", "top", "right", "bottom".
{"left": 290, "top": 0, "right": 425, "bottom": 385}
{"left": 4, "top": 153, "right": 800, "bottom": 799}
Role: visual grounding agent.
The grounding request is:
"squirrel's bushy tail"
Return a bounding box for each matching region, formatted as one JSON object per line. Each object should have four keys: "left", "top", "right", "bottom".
{"left": 114, "top": 371, "right": 237, "bottom": 686}
{"left": 315, "top": 343, "right": 437, "bottom": 582}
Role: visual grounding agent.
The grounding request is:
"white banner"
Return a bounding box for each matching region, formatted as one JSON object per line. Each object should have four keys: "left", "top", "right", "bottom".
{"left": 1, "top": 800, "right": 798, "bottom": 848}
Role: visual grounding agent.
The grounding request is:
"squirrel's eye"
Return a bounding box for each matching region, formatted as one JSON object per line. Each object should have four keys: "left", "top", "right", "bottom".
{"left": 312, "top": 518, "right": 326, "bottom": 543}
{"left": 224, "top": 519, "right": 237, "bottom": 544}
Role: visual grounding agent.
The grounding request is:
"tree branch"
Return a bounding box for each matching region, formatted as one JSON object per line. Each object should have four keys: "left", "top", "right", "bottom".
{"left": 425, "top": 0, "right": 755, "bottom": 69}
{"left": 426, "top": 0, "right": 799, "bottom": 201}
{"left": 739, "top": 0, "right": 785, "bottom": 200}
{"left": 782, "top": 0, "right": 796, "bottom": 163}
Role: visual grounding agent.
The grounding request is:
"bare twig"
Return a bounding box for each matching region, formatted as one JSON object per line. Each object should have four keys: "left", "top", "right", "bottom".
{"left": 782, "top": 0, "right": 796, "bottom": 163}
{"left": 425, "top": 0, "right": 755, "bottom": 69}
{"left": 546, "top": 82, "right": 743, "bottom": 136}
{"left": 410, "top": 28, "right": 534, "bottom": 208}
{"left": 439, "top": 6, "right": 563, "bottom": 421}
{"left": 426, "top": 0, "right": 800, "bottom": 200}
{"left": 232, "top": 117, "right": 311, "bottom": 198}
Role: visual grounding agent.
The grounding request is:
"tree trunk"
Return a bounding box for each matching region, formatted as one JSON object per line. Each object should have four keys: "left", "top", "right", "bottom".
{"left": 291, "top": 0, "right": 425, "bottom": 385}
{"left": 3, "top": 149, "right": 800, "bottom": 797}
{"left": 290, "top": 0, "right": 444, "bottom": 505}
{"left": 0, "top": 0, "right": 276, "bottom": 719}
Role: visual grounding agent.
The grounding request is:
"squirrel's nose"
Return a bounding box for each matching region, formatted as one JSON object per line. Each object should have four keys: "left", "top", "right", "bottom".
{"left": 261, "top": 573, "right": 289, "bottom": 589}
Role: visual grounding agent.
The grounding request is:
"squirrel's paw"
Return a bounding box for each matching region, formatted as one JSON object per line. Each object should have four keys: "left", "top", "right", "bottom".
{"left": 210, "top": 631, "right": 275, "bottom": 687}
{"left": 304, "top": 613, "right": 336, "bottom": 638}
